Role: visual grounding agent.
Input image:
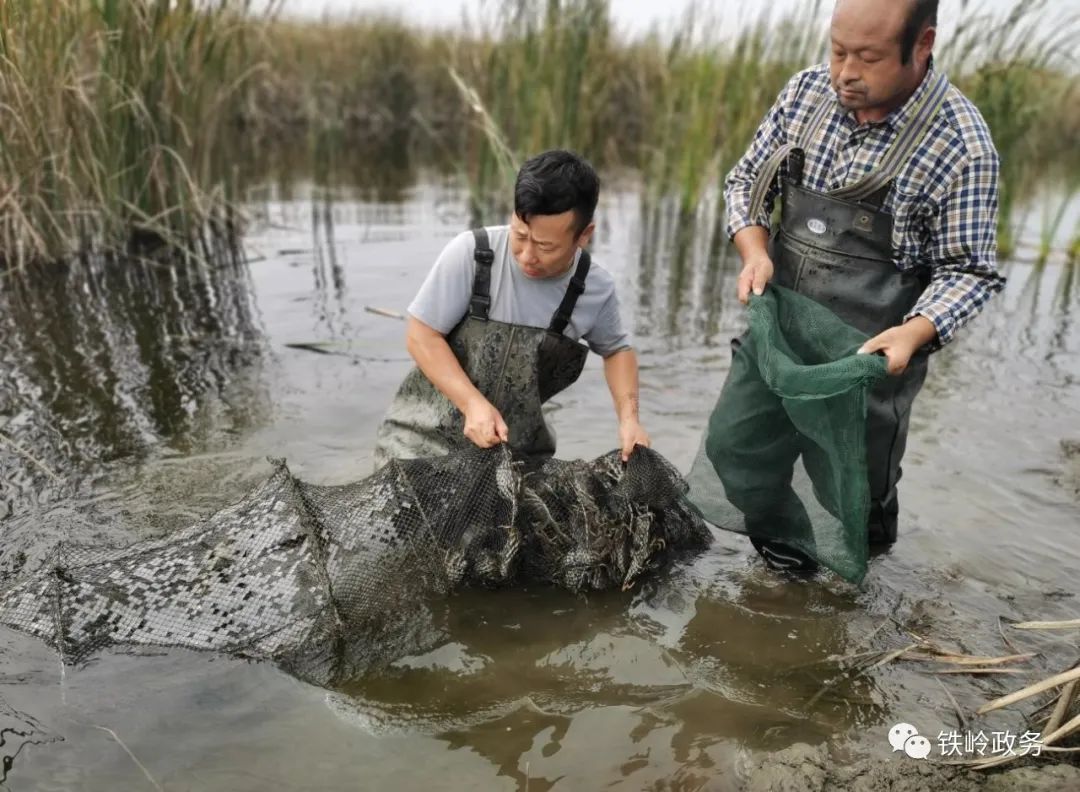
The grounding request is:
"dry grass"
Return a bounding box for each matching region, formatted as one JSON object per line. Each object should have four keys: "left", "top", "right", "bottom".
{"left": 1, "top": 0, "right": 1077, "bottom": 265}
{"left": 0, "top": 0, "right": 259, "bottom": 265}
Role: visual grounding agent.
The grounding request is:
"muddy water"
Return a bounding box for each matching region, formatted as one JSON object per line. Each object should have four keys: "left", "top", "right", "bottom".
{"left": 0, "top": 182, "right": 1078, "bottom": 790}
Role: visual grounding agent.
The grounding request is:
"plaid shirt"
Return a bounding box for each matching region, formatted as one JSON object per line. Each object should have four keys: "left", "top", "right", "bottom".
{"left": 725, "top": 63, "right": 1005, "bottom": 347}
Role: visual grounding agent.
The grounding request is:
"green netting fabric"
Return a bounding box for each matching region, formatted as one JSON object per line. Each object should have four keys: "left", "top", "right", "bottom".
{"left": 686, "top": 285, "right": 889, "bottom": 583}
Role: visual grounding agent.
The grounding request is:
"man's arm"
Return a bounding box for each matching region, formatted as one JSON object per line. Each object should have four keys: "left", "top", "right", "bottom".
{"left": 404, "top": 232, "right": 509, "bottom": 448}
{"left": 861, "top": 154, "right": 1005, "bottom": 373}
{"left": 602, "top": 348, "right": 650, "bottom": 462}
{"left": 725, "top": 86, "right": 791, "bottom": 241}
{"left": 585, "top": 289, "right": 649, "bottom": 462}
{"left": 726, "top": 75, "right": 801, "bottom": 302}
{"left": 405, "top": 317, "right": 508, "bottom": 447}
{"left": 734, "top": 226, "right": 775, "bottom": 304}
{"left": 906, "top": 153, "right": 1005, "bottom": 347}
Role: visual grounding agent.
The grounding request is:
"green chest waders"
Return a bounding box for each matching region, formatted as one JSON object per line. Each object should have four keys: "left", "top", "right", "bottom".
{"left": 769, "top": 171, "right": 929, "bottom": 546}
{"left": 374, "top": 229, "right": 592, "bottom": 470}
{"left": 687, "top": 74, "right": 950, "bottom": 581}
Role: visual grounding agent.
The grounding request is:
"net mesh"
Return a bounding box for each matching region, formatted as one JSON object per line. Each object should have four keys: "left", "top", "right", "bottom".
{"left": 0, "top": 445, "right": 709, "bottom": 686}
{"left": 686, "top": 285, "right": 888, "bottom": 583}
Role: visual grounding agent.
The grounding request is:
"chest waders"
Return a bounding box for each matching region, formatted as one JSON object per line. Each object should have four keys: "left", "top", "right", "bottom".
{"left": 373, "top": 229, "right": 591, "bottom": 470}
{"left": 690, "top": 75, "right": 949, "bottom": 577}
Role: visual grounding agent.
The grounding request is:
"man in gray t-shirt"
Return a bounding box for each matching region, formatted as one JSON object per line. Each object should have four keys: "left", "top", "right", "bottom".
{"left": 409, "top": 225, "right": 631, "bottom": 357}
{"left": 387, "top": 149, "right": 649, "bottom": 463}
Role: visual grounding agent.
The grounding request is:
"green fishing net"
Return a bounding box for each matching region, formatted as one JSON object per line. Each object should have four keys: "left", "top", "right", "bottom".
{"left": 686, "top": 285, "right": 889, "bottom": 583}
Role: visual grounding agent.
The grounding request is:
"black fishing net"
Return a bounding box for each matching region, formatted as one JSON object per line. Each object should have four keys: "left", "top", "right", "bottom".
{"left": 517, "top": 451, "right": 706, "bottom": 592}
{"left": 0, "top": 445, "right": 709, "bottom": 686}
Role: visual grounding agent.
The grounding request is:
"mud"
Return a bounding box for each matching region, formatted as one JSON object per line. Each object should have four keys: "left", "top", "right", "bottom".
{"left": 743, "top": 743, "right": 1080, "bottom": 792}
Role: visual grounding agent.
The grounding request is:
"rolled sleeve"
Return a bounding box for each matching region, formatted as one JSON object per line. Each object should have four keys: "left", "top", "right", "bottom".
{"left": 907, "top": 153, "right": 1006, "bottom": 348}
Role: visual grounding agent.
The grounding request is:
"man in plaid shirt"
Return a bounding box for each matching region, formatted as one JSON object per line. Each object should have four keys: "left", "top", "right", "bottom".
{"left": 717, "top": 0, "right": 1004, "bottom": 569}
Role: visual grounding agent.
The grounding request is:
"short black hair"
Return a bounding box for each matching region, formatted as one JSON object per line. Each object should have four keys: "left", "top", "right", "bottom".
{"left": 514, "top": 149, "right": 600, "bottom": 237}
{"left": 900, "top": 0, "right": 938, "bottom": 65}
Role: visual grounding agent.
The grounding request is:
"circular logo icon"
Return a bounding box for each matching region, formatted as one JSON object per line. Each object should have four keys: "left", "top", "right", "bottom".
{"left": 806, "top": 218, "right": 827, "bottom": 235}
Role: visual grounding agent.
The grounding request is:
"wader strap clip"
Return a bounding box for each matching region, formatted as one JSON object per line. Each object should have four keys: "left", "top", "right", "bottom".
{"left": 746, "top": 95, "right": 833, "bottom": 221}
{"left": 469, "top": 228, "right": 495, "bottom": 320}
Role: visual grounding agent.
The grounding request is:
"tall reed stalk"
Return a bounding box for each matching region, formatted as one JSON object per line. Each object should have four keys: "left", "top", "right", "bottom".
{"left": 442, "top": 0, "right": 618, "bottom": 220}
{"left": 941, "top": 0, "right": 1080, "bottom": 256}
{"left": 0, "top": 0, "right": 260, "bottom": 265}
{"left": 2, "top": 0, "right": 1077, "bottom": 264}
{"left": 637, "top": 4, "right": 825, "bottom": 218}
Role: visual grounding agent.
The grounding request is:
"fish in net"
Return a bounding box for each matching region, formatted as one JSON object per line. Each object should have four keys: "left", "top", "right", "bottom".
{"left": 0, "top": 445, "right": 710, "bottom": 687}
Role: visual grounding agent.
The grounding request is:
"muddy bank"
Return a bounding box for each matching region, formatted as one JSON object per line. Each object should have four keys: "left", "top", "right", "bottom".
{"left": 743, "top": 743, "right": 1080, "bottom": 792}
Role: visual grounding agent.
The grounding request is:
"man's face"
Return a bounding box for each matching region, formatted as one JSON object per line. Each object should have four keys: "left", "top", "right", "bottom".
{"left": 829, "top": 0, "right": 932, "bottom": 117}
{"left": 509, "top": 211, "right": 593, "bottom": 279}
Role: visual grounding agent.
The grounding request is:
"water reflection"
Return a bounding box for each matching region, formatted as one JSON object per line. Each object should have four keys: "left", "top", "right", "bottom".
{"left": 311, "top": 198, "right": 351, "bottom": 342}
{"left": 329, "top": 561, "right": 892, "bottom": 785}
{"left": 0, "top": 693, "right": 60, "bottom": 785}
{"left": 0, "top": 249, "right": 266, "bottom": 514}
{"left": 247, "top": 134, "right": 424, "bottom": 205}
{"left": 634, "top": 192, "right": 739, "bottom": 347}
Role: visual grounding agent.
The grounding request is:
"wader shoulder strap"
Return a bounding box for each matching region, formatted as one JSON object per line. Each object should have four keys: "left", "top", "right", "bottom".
{"left": 829, "top": 72, "right": 951, "bottom": 202}
{"left": 747, "top": 73, "right": 950, "bottom": 215}
{"left": 547, "top": 250, "right": 591, "bottom": 337}
{"left": 469, "top": 227, "right": 496, "bottom": 320}
{"left": 747, "top": 92, "right": 836, "bottom": 222}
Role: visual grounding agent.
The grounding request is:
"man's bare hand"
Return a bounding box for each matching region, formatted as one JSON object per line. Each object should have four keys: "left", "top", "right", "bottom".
{"left": 736, "top": 251, "right": 775, "bottom": 304}
{"left": 463, "top": 396, "right": 509, "bottom": 448}
{"left": 618, "top": 418, "right": 651, "bottom": 463}
{"left": 858, "top": 316, "right": 937, "bottom": 376}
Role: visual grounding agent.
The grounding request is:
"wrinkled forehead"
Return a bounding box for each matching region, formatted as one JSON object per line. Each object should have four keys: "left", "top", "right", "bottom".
{"left": 831, "top": 0, "right": 909, "bottom": 47}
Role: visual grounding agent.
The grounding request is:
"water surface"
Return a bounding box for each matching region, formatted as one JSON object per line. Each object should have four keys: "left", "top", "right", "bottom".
{"left": 1, "top": 181, "right": 1077, "bottom": 790}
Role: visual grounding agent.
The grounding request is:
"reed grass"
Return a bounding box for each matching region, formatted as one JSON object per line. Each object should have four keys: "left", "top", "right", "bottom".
{"left": 0, "top": 0, "right": 259, "bottom": 266}
{"left": 1, "top": 0, "right": 1077, "bottom": 265}
{"left": 250, "top": 0, "right": 1078, "bottom": 249}
{"left": 625, "top": 7, "right": 800, "bottom": 218}
{"left": 943, "top": 0, "right": 1080, "bottom": 257}
{"left": 432, "top": 1, "right": 830, "bottom": 221}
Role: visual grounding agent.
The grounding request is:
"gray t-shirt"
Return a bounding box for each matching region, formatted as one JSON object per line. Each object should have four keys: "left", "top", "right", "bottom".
{"left": 407, "top": 225, "right": 632, "bottom": 357}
